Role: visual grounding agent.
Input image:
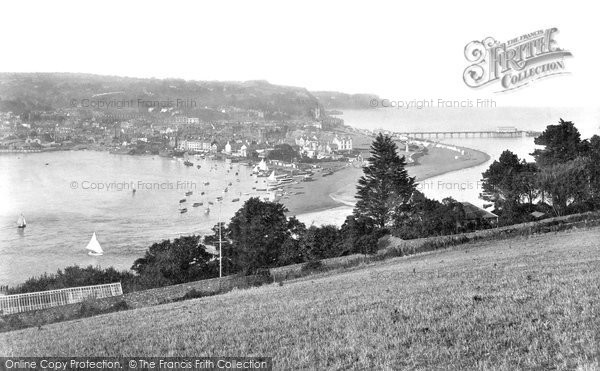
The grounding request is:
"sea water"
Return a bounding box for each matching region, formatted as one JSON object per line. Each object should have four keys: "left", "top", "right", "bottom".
{"left": 0, "top": 152, "right": 262, "bottom": 285}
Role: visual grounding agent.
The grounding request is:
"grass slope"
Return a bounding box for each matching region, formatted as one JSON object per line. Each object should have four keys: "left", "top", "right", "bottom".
{"left": 2, "top": 227, "right": 600, "bottom": 369}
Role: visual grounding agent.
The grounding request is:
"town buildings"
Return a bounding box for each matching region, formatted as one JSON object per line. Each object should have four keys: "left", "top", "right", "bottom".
{"left": 295, "top": 134, "right": 353, "bottom": 158}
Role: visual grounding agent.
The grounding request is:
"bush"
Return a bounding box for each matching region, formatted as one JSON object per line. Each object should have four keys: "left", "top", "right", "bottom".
{"left": 111, "top": 300, "right": 129, "bottom": 312}
{"left": 78, "top": 298, "right": 129, "bottom": 318}
{"left": 301, "top": 260, "right": 323, "bottom": 272}
{"left": 5, "top": 316, "right": 24, "bottom": 331}
{"left": 254, "top": 268, "right": 275, "bottom": 284}
{"left": 357, "top": 230, "right": 387, "bottom": 254}
{"left": 171, "top": 289, "right": 217, "bottom": 303}
{"left": 182, "top": 289, "right": 208, "bottom": 300}
{"left": 78, "top": 298, "right": 102, "bottom": 317}
{"left": 132, "top": 235, "right": 218, "bottom": 286}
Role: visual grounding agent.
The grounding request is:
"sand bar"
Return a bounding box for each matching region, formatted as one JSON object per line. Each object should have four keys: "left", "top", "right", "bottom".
{"left": 284, "top": 145, "right": 490, "bottom": 217}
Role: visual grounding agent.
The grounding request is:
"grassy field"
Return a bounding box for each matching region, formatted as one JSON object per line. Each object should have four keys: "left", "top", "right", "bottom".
{"left": 2, "top": 227, "right": 600, "bottom": 369}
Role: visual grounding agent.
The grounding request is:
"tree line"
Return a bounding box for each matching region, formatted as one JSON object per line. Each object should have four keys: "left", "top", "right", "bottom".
{"left": 481, "top": 119, "right": 600, "bottom": 223}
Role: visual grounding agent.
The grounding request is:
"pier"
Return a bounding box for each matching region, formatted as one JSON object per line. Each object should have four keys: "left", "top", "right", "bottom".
{"left": 393, "top": 130, "right": 541, "bottom": 139}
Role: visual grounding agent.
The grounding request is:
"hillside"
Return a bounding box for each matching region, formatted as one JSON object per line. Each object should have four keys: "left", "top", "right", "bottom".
{"left": 311, "top": 91, "right": 379, "bottom": 110}
{"left": 0, "top": 73, "right": 322, "bottom": 120}
{"left": 2, "top": 227, "right": 599, "bottom": 369}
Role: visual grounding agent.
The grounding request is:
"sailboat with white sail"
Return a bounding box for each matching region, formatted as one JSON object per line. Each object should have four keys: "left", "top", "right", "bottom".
{"left": 265, "top": 171, "right": 287, "bottom": 190}
{"left": 85, "top": 232, "right": 104, "bottom": 256}
{"left": 258, "top": 159, "right": 268, "bottom": 172}
{"left": 17, "top": 214, "right": 26, "bottom": 229}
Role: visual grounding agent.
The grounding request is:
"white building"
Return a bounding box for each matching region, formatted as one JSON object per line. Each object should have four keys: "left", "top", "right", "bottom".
{"left": 173, "top": 116, "right": 188, "bottom": 124}
{"left": 332, "top": 136, "right": 353, "bottom": 150}
{"left": 180, "top": 140, "right": 204, "bottom": 152}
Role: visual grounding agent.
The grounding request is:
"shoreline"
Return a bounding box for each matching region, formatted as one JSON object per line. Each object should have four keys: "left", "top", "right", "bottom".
{"left": 287, "top": 144, "right": 490, "bottom": 219}
{"left": 4, "top": 143, "right": 490, "bottom": 219}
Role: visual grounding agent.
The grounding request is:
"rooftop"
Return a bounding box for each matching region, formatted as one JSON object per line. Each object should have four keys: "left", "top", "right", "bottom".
{"left": 460, "top": 202, "right": 499, "bottom": 220}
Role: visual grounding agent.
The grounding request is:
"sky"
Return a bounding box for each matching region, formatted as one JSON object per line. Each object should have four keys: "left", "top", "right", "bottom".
{"left": 1, "top": 0, "right": 599, "bottom": 108}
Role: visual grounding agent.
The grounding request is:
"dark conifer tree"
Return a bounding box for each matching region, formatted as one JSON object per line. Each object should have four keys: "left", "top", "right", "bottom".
{"left": 355, "top": 133, "right": 416, "bottom": 228}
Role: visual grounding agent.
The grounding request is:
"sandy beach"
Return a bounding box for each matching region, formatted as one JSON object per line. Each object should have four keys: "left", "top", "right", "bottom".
{"left": 284, "top": 144, "right": 489, "bottom": 220}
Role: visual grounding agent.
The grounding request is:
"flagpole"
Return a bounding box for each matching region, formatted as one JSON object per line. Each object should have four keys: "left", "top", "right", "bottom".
{"left": 219, "top": 194, "right": 224, "bottom": 278}
{"left": 219, "top": 200, "right": 222, "bottom": 278}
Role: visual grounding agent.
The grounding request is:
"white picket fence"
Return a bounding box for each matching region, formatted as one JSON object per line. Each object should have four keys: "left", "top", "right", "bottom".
{"left": 0, "top": 282, "right": 123, "bottom": 315}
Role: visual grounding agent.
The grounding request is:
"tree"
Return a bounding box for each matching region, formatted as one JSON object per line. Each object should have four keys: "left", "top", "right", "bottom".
{"left": 586, "top": 135, "right": 600, "bottom": 205}
{"left": 339, "top": 214, "right": 382, "bottom": 255}
{"left": 203, "top": 221, "right": 237, "bottom": 276}
{"left": 393, "top": 192, "right": 467, "bottom": 239}
{"left": 537, "top": 157, "right": 590, "bottom": 216}
{"left": 516, "top": 162, "right": 540, "bottom": 205}
{"left": 355, "top": 133, "right": 416, "bottom": 228}
{"left": 528, "top": 120, "right": 600, "bottom": 216}
{"left": 298, "top": 225, "right": 341, "bottom": 260}
{"left": 481, "top": 150, "right": 538, "bottom": 221}
{"left": 131, "top": 235, "right": 217, "bottom": 287}
{"left": 532, "top": 119, "right": 588, "bottom": 166}
{"left": 268, "top": 144, "right": 298, "bottom": 162}
{"left": 224, "top": 197, "right": 299, "bottom": 273}
{"left": 442, "top": 197, "right": 468, "bottom": 232}
{"left": 278, "top": 217, "right": 307, "bottom": 266}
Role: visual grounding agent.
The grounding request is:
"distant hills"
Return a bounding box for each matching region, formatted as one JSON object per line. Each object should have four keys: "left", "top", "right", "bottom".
{"left": 0, "top": 73, "right": 378, "bottom": 120}
{"left": 311, "top": 91, "right": 379, "bottom": 110}
{"left": 0, "top": 73, "right": 326, "bottom": 120}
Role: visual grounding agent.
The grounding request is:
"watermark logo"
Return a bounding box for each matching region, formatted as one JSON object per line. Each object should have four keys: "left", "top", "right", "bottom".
{"left": 369, "top": 98, "right": 496, "bottom": 110}
{"left": 69, "top": 180, "right": 197, "bottom": 191}
{"left": 417, "top": 180, "right": 484, "bottom": 192}
{"left": 463, "top": 28, "right": 572, "bottom": 92}
{"left": 70, "top": 98, "right": 197, "bottom": 109}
